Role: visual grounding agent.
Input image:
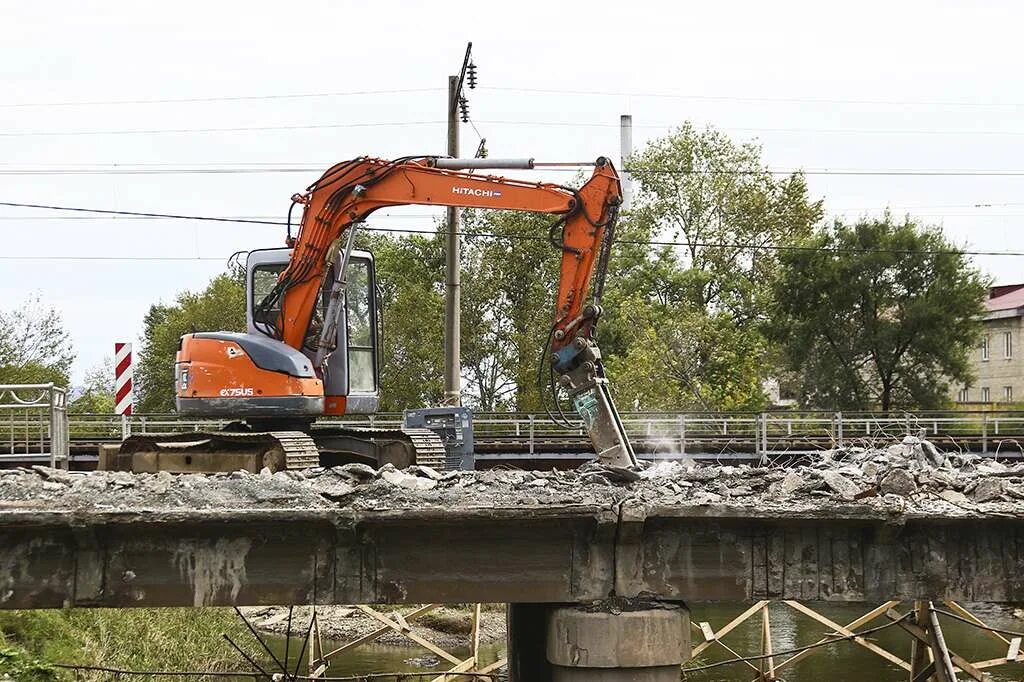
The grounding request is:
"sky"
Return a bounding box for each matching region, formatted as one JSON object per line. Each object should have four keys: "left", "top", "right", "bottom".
{"left": 2, "top": 0, "right": 1023, "bottom": 385}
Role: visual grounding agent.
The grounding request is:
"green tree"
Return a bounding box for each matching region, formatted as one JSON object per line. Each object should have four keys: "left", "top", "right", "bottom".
{"left": 366, "top": 232, "right": 447, "bottom": 411}
{"left": 135, "top": 271, "right": 246, "bottom": 411}
{"left": 771, "top": 215, "right": 988, "bottom": 411}
{"left": 69, "top": 358, "right": 115, "bottom": 413}
{"left": 602, "top": 123, "right": 823, "bottom": 410}
{"left": 459, "top": 209, "right": 562, "bottom": 411}
{"left": 0, "top": 295, "right": 74, "bottom": 386}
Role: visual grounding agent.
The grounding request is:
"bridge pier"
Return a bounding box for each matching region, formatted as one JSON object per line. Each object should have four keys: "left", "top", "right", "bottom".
{"left": 507, "top": 601, "right": 691, "bottom": 681}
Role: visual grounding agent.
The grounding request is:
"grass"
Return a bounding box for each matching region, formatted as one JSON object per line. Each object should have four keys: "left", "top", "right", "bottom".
{"left": 0, "top": 608, "right": 259, "bottom": 681}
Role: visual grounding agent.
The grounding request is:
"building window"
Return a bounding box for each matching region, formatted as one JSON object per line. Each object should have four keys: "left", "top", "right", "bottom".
{"left": 958, "top": 386, "right": 969, "bottom": 403}
{"left": 1005, "top": 331, "right": 1013, "bottom": 359}
{"left": 981, "top": 387, "right": 990, "bottom": 402}
{"left": 1006, "top": 386, "right": 1014, "bottom": 402}
{"left": 982, "top": 335, "right": 990, "bottom": 361}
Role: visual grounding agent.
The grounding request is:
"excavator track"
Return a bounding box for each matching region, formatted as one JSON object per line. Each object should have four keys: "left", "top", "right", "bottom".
{"left": 306, "top": 425, "right": 447, "bottom": 471}
{"left": 117, "top": 426, "right": 446, "bottom": 473}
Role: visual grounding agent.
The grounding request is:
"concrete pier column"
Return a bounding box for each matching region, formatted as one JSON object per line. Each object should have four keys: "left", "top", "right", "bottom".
{"left": 508, "top": 601, "right": 690, "bottom": 682}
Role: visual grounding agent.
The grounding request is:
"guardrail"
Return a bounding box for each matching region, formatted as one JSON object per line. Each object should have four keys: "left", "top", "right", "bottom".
{"left": 63, "top": 409, "right": 1024, "bottom": 459}
{"left": 1, "top": 383, "right": 68, "bottom": 468}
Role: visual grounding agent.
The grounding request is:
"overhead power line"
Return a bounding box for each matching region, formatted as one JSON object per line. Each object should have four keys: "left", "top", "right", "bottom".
{"left": 1, "top": 200, "right": 1023, "bottom": 259}
{"left": 477, "top": 120, "right": 1024, "bottom": 137}
{"left": 0, "top": 121, "right": 445, "bottom": 137}
{"left": 3, "top": 165, "right": 1024, "bottom": 178}
{"left": 482, "top": 86, "right": 1024, "bottom": 109}
{"left": 2, "top": 84, "right": 1017, "bottom": 110}
{"left": 6, "top": 119, "right": 1024, "bottom": 138}
{"left": 0, "top": 87, "right": 442, "bottom": 108}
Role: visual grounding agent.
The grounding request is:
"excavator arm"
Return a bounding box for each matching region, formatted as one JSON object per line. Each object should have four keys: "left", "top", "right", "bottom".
{"left": 263, "top": 155, "right": 637, "bottom": 468}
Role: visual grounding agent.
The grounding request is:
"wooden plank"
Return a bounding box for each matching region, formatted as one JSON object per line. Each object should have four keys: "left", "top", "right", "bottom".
{"left": 912, "top": 661, "right": 938, "bottom": 682}
{"left": 941, "top": 600, "right": 1011, "bottom": 647}
{"left": 321, "top": 604, "right": 438, "bottom": 660}
{"left": 925, "top": 602, "right": 959, "bottom": 682}
{"left": 756, "top": 600, "right": 900, "bottom": 681}
{"left": 477, "top": 657, "right": 507, "bottom": 674}
{"left": 429, "top": 656, "right": 476, "bottom": 682}
{"left": 393, "top": 611, "right": 412, "bottom": 632}
{"left": 909, "top": 601, "right": 931, "bottom": 682}
{"left": 886, "top": 608, "right": 984, "bottom": 681}
{"left": 761, "top": 603, "right": 775, "bottom": 681}
{"left": 968, "top": 653, "right": 1024, "bottom": 669}
{"left": 1006, "top": 637, "right": 1021, "bottom": 662}
{"left": 691, "top": 601, "right": 769, "bottom": 657}
{"left": 786, "top": 600, "right": 910, "bottom": 671}
{"left": 357, "top": 605, "right": 461, "bottom": 665}
{"left": 471, "top": 603, "right": 482, "bottom": 662}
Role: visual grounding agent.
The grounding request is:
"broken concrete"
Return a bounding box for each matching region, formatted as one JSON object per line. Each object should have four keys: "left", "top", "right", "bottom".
{"left": 2, "top": 439, "right": 1024, "bottom": 608}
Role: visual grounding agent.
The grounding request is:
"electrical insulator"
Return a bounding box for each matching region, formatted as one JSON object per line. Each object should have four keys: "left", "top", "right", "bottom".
{"left": 459, "top": 95, "right": 469, "bottom": 123}
{"left": 467, "top": 62, "right": 478, "bottom": 89}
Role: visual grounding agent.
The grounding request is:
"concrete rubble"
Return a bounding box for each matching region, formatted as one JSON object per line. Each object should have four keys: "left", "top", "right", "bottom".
{"left": 0, "top": 435, "right": 1023, "bottom": 519}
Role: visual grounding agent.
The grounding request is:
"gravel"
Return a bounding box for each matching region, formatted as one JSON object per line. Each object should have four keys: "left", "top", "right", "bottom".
{"left": 2, "top": 435, "right": 1023, "bottom": 519}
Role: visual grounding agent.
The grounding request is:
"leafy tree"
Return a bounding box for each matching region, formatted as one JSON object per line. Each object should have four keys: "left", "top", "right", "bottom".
{"left": 69, "top": 357, "right": 115, "bottom": 413}
{"left": 135, "top": 271, "right": 246, "bottom": 411}
{"left": 771, "top": 215, "right": 988, "bottom": 411}
{"left": 365, "top": 232, "right": 447, "bottom": 411}
{"left": 459, "top": 209, "right": 562, "bottom": 411}
{"left": 602, "top": 124, "right": 823, "bottom": 410}
{"left": 0, "top": 295, "right": 74, "bottom": 386}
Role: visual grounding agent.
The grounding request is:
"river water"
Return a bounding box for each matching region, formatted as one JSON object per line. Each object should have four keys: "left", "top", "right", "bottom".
{"left": 254, "top": 602, "right": 1023, "bottom": 680}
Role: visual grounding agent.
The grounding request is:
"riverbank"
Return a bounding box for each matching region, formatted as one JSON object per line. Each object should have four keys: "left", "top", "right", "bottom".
{"left": 243, "top": 604, "right": 507, "bottom": 650}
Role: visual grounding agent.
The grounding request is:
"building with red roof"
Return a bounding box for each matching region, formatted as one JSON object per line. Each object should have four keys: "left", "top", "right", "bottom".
{"left": 955, "top": 285, "right": 1024, "bottom": 404}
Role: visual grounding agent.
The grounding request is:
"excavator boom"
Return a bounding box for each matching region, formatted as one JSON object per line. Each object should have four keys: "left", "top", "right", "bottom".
{"left": 162, "top": 155, "right": 638, "bottom": 470}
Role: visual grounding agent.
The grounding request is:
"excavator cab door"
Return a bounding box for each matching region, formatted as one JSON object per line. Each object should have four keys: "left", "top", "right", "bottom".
{"left": 246, "top": 248, "right": 380, "bottom": 415}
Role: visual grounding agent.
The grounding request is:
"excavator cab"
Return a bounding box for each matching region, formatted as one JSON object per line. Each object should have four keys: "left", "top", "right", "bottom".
{"left": 246, "top": 248, "right": 380, "bottom": 416}
{"left": 173, "top": 248, "right": 379, "bottom": 419}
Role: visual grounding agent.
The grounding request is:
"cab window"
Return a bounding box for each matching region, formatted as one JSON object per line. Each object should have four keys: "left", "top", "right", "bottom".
{"left": 251, "top": 264, "right": 286, "bottom": 331}
{"left": 346, "top": 258, "right": 377, "bottom": 392}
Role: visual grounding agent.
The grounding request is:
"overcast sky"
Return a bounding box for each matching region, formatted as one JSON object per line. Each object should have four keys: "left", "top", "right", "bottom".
{"left": 2, "top": 0, "right": 1023, "bottom": 385}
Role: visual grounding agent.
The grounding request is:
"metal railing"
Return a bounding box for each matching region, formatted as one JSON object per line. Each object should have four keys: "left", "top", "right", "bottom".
{"left": 1, "top": 383, "right": 68, "bottom": 468}
{"left": 64, "top": 409, "right": 1024, "bottom": 459}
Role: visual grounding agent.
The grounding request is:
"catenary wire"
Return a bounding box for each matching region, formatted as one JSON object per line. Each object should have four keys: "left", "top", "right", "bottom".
{"left": 4, "top": 166, "right": 1024, "bottom": 178}
{"left": 0, "top": 121, "right": 446, "bottom": 137}
{"left": 7, "top": 119, "right": 1024, "bottom": 138}
{"left": 3, "top": 84, "right": 1019, "bottom": 109}
{"left": 1, "top": 201, "right": 1023, "bottom": 258}
{"left": 481, "top": 86, "right": 1024, "bottom": 109}
{"left": 0, "top": 87, "right": 443, "bottom": 108}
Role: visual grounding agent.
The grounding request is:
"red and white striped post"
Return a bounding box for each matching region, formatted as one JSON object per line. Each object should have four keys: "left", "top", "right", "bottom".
{"left": 114, "top": 342, "right": 133, "bottom": 439}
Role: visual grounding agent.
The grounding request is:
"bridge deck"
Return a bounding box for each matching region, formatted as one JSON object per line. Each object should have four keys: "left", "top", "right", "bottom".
{"left": 1, "top": 455, "right": 1022, "bottom": 608}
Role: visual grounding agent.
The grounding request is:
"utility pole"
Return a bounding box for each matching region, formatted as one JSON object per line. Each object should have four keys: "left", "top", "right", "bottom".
{"left": 619, "top": 114, "right": 633, "bottom": 210}
{"left": 444, "top": 74, "right": 461, "bottom": 405}
{"left": 443, "top": 43, "right": 475, "bottom": 406}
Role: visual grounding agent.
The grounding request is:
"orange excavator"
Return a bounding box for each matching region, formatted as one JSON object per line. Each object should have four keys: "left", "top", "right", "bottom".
{"left": 118, "top": 156, "right": 637, "bottom": 472}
